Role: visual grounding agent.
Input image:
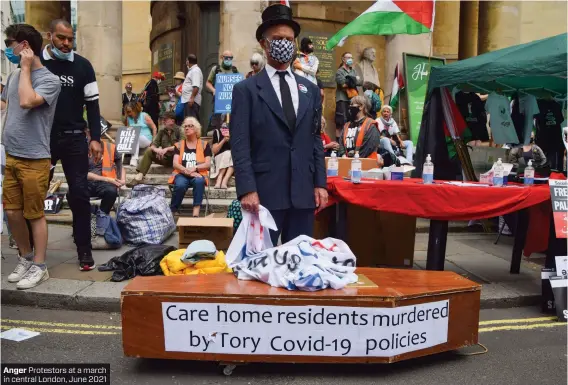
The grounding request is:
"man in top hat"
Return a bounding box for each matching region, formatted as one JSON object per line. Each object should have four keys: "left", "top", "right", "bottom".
{"left": 230, "top": 4, "right": 327, "bottom": 245}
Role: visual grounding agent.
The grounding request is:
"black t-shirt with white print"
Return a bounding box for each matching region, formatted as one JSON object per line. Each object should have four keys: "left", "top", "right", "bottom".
{"left": 41, "top": 48, "right": 100, "bottom": 139}
{"left": 174, "top": 142, "right": 212, "bottom": 169}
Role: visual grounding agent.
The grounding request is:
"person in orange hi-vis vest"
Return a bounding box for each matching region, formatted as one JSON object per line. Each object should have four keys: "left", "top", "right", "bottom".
{"left": 338, "top": 95, "right": 380, "bottom": 160}
{"left": 169, "top": 117, "right": 212, "bottom": 217}
{"left": 87, "top": 139, "right": 126, "bottom": 214}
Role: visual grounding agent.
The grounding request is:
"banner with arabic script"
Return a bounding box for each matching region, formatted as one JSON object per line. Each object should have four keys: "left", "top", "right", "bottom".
{"left": 403, "top": 53, "right": 445, "bottom": 146}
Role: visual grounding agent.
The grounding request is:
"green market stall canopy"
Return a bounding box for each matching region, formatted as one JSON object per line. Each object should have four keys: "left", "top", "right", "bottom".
{"left": 427, "top": 33, "right": 567, "bottom": 97}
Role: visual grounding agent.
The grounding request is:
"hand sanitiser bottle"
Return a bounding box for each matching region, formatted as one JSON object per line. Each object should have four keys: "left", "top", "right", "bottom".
{"left": 524, "top": 159, "right": 535, "bottom": 186}
{"left": 351, "top": 151, "right": 362, "bottom": 184}
{"left": 423, "top": 154, "right": 434, "bottom": 184}
{"left": 327, "top": 151, "right": 338, "bottom": 177}
{"left": 493, "top": 158, "right": 504, "bottom": 187}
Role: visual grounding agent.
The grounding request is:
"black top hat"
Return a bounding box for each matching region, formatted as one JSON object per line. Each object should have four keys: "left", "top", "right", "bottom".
{"left": 256, "top": 4, "right": 301, "bottom": 42}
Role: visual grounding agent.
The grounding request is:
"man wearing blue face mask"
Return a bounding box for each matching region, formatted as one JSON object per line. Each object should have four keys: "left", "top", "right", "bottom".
{"left": 335, "top": 52, "right": 361, "bottom": 140}
{"left": 41, "top": 19, "right": 102, "bottom": 272}
{"left": 1, "top": 23, "right": 61, "bottom": 289}
{"left": 206, "top": 50, "right": 239, "bottom": 132}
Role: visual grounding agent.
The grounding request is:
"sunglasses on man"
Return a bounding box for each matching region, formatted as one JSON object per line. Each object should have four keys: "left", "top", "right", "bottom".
{"left": 250, "top": 61, "right": 259, "bottom": 66}
{"left": 223, "top": 56, "right": 234, "bottom": 60}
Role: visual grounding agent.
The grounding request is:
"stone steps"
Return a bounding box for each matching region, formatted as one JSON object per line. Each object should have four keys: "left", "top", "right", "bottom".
{"left": 47, "top": 198, "right": 234, "bottom": 225}
{"left": 54, "top": 182, "right": 238, "bottom": 200}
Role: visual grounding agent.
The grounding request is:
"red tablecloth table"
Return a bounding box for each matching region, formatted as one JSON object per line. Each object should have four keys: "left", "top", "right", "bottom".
{"left": 324, "top": 177, "right": 552, "bottom": 272}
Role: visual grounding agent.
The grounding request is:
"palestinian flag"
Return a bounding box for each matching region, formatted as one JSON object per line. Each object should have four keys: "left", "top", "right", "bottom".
{"left": 390, "top": 63, "right": 404, "bottom": 108}
{"left": 280, "top": 0, "right": 290, "bottom": 6}
{"left": 326, "top": 0, "right": 435, "bottom": 50}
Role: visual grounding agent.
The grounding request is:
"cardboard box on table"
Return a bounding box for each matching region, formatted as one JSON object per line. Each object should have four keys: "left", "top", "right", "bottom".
{"left": 317, "top": 157, "right": 416, "bottom": 268}
{"left": 177, "top": 217, "right": 234, "bottom": 250}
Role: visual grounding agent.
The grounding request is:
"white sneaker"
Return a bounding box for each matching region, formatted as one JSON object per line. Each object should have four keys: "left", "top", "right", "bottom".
{"left": 7, "top": 257, "right": 33, "bottom": 283}
{"left": 16, "top": 265, "right": 49, "bottom": 290}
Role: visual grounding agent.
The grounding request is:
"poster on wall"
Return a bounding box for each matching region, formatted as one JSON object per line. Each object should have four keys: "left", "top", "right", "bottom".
{"left": 298, "top": 31, "right": 335, "bottom": 88}
{"left": 153, "top": 43, "right": 174, "bottom": 93}
{"left": 403, "top": 53, "right": 446, "bottom": 145}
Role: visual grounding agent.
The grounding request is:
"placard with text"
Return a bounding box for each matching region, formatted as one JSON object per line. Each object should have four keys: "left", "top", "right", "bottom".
{"left": 162, "top": 301, "right": 449, "bottom": 357}
{"left": 549, "top": 180, "right": 567, "bottom": 238}
{"left": 214, "top": 73, "right": 244, "bottom": 114}
{"left": 115, "top": 127, "right": 141, "bottom": 154}
{"left": 403, "top": 53, "right": 446, "bottom": 146}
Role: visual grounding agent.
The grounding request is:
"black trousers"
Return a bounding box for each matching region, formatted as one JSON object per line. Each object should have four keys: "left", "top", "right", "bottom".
{"left": 269, "top": 208, "right": 315, "bottom": 246}
{"left": 184, "top": 102, "right": 200, "bottom": 122}
{"left": 51, "top": 133, "right": 92, "bottom": 256}
{"left": 88, "top": 181, "right": 118, "bottom": 214}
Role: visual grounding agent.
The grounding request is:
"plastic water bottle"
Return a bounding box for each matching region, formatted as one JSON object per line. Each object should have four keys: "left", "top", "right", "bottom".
{"left": 423, "top": 154, "right": 434, "bottom": 184}
{"left": 524, "top": 159, "right": 535, "bottom": 186}
{"left": 327, "top": 151, "right": 339, "bottom": 177}
{"left": 493, "top": 158, "right": 504, "bottom": 187}
{"left": 351, "top": 152, "right": 362, "bottom": 184}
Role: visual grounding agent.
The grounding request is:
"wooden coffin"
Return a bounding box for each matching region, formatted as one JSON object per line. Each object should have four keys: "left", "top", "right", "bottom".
{"left": 122, "top": 267, "right": 481, "bottom": 364}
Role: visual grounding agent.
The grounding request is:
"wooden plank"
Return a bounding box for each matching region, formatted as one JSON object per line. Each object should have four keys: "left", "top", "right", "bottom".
{"left": 122, "top": 268, "right": 480, "bottom": 364}
{"left": 122, "top": 268, "right": 480, "bottom": 300}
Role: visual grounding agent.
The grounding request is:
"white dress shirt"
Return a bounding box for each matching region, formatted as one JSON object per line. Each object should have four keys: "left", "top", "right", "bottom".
{"left": 265, "top": 63, "right": 299, "bottom": 116}
{"left": 181, "top": 64, "right": 203, "bottom": 105}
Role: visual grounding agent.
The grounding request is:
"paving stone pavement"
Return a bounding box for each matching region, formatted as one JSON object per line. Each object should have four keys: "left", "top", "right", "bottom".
{"left": 1, "top": 224, "right": 545, "bottom": 312}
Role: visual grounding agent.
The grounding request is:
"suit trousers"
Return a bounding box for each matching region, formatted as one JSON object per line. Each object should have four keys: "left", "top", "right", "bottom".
{"left": 269, "top": 208, "right": 315, "bottom": 246}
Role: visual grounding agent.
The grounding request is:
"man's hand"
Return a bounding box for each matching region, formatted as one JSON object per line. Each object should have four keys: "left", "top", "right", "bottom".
{"left": 188, "top": 98, "right": 194, "bottom": 107}
{"left": 106, "top": 177, "right": 123, "bottom": 188}
{"left": 19, "top": 48, "right": 34, "bottom": 69}
{"left": 330, "top": 142, "right": 340, "bottom": 150}
{"left": 390, "top": 138, "right": 397, "bottom": 146}
{"left": 314, "top": 188, "right": 328, "bottom": 208}
{"left": 241, "top": 192, "right": 260, "bottom": 214}
{"left": 90, "top": 140, "right": 103, "bottom": 163}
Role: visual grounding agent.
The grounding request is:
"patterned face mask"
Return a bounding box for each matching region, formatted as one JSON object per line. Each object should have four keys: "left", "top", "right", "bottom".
{"left": 266, "top": 38, "right": 295, "bottom": 64}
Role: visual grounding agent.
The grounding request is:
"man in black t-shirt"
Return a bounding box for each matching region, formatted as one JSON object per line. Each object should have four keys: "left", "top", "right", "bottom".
{"left": 42, "top": 19, "right": 102, "bottom": 271}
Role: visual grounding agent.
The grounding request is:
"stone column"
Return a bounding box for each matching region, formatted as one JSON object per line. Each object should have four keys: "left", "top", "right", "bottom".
{"left": 384, "top": 34, "right": 432, "bottom": 133}
{"left": 219, "top": 1, "right": 265, "bottom": 74}
{"left": 458, "top": 1, "right": 479, "bottom": 59}
{"left": 433, "top": 1, "right": 460, "bottom": 61}
{"left": 478, "top": 1, "right": 521, "bottom": 54}
{"left": 76, "top": 1, "right": 122, "bottom": 122}
{"left": 384, "top": 34, "right": 432, "bottom": 101}
{"left": 25, "top": 1, "right": 69, "bottom": 44}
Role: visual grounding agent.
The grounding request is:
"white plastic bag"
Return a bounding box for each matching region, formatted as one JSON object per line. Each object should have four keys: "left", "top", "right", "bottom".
{"left": 226, "top": 206, "right": 358, "bottom": 291}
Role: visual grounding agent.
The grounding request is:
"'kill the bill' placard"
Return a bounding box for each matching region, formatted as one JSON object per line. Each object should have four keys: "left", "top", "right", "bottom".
{"left": 115, "top": 127, "right": 141, "bottom": 154}
{"left": 549, "top": 180, "right": 567, "bottom": 238}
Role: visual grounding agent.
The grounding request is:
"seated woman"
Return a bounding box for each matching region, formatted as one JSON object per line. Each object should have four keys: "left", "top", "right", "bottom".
{"left": 377, "top": 105, "right": 414, "bottom": 164}
{"left": 321, "top": 117, "right": 339, "bottom": 157}
{"left": 211, "top": 120, "right": 233, "bottom": 189}
{"left": 123, "top": 101, "right": 157, "bottom": 167}
{"left": 507, "top": 135, "right": 547, "bottom": 170}
{"left": 338, "top": 95, "right": 380, "bottom": 159}
{"left": 87, "top": 139, "right": 126, "bottom": 214}
{"left": 169, "top": 117, "right": 212, "bottom": 217}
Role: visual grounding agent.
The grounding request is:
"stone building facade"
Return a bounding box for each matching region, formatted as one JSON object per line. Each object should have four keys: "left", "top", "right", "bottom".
{"left": 148, "top": 0, "right": 567, "bottom": 135}
{"left": 11, "top": 0, "right": 568, "bottom": 130}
